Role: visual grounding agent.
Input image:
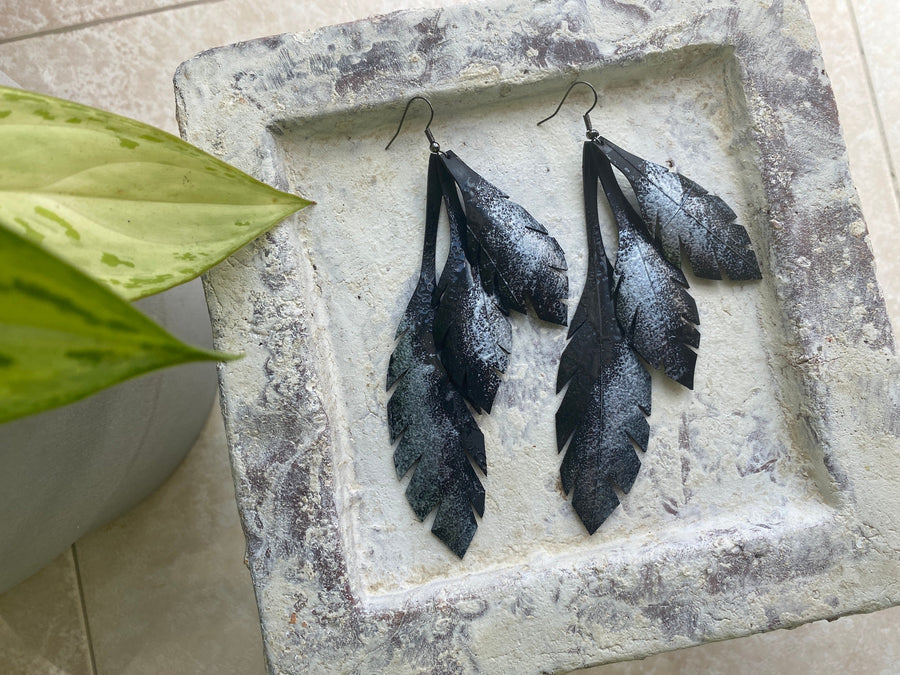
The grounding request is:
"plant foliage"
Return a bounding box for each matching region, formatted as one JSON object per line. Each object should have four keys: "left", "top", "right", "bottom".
{"left": 0, "top": 85, "right": 311, "bottom": 300}
{"left": 0, "top": 225, "right": 236, "bottom": 424}
{"left": 0, "top": 85, "right": 312, "bottom": 423}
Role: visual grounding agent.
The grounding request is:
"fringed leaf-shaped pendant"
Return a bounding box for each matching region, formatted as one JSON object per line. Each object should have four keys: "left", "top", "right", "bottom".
{"left": 556, "top": 143, "right": 651, "bottom": 533}
{"left": 439, "top": 151, "right": 569, "bottom": 325}
{"left": 591, "top": 143, "right": 701, "bottom": 389}
{"left": 597, "top": 137, "right": 762, "bottom": 280}
{"left": 387, "top": 155, "right": 486, "bottom": 558}
{"left": 433, "top": 160, "right": 511, "bottom": 413}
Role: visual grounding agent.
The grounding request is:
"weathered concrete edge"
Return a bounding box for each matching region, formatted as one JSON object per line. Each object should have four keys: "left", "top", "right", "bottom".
{"left": 174, "top": 0, "right": 900, "bottom": 672}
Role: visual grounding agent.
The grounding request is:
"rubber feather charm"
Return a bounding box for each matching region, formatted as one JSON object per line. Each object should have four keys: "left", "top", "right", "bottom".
{"left": 540, "top": 81, "right": 761, "bottom": 534}
{"left": 592, "top": 141, "right": 701, "bottom": 390}
{"left": 387, "top": 154, "right": 488, "bottom": 559}
{"left": 386, "top": 97, "right": 569, "bottom": 557}
{"left": 555, "top": 143, "right": 652, "bottom": 533}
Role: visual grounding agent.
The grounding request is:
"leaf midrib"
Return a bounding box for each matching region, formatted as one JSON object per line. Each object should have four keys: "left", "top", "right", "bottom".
{"left": 0, "top": 186, "right": 302, "bottom": 208}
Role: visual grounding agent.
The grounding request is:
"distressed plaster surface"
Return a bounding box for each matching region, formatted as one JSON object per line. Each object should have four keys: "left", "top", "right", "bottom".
{"left": 174, "top": 0, "right": 900, "bottom": 672}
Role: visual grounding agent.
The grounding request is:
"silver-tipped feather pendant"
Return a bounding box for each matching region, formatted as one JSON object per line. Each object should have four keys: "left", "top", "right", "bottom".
{"left": 386, "top": 98, "right": 568, "bottom": 557}
{"left": 555, "top": 143, "right": 652, "bottom": 534}
{"left": 542, "top": 81, "right": 762, "bottom": 534}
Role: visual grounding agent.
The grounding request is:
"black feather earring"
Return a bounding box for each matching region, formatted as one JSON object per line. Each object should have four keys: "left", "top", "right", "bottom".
{"left": 539, "top": 81, "right": 761, "bottom": 533}
{"left": 386, "top": 96, "right": 568, "bottom": 557}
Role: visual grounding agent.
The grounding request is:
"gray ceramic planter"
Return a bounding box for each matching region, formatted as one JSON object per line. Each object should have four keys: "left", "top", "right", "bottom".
{"left": 0, "top": 278, "right": 217, "bottom": 594}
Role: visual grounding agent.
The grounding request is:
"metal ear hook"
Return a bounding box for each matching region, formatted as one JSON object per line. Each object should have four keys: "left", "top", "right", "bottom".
{"left": 385, "top": 95, "right": 441, "bottom": 153}
{"left": 537, "top": 81, "right": 600, "bottom": 140}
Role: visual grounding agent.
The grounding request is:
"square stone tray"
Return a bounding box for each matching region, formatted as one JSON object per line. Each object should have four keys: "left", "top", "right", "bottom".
{"left": 174, "top": 0, "right": 900, "bottom": 672}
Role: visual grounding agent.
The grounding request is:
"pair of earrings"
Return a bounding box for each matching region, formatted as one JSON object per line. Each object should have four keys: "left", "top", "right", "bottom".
{"left": 386, "top": 84, "right": 761, "bottom": 558}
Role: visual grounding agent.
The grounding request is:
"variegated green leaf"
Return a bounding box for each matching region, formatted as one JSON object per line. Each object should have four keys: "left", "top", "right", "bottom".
{"left": 0, "top": 85, "right": 311, "bottom": 300}
{"left": 0, "top": 225, "right": 237, "bottom": 424}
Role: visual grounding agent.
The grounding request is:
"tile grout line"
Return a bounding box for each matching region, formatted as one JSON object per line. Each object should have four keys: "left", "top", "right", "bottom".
{"left": 72, "top": 544, "right": 99, "bottom": 675}
{"left": 0, "top": 0, "right": 226, "bottom": 45}
{"left": 845, "top": 0, "right": 900, "bottom": 209}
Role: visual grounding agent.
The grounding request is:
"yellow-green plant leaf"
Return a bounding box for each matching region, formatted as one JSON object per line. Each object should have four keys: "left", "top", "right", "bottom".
{"left": 0, "top": 225, "right": 237, "bottom": 424}
{"left": 0, "top": 85, "right": 312, "bottom": 300}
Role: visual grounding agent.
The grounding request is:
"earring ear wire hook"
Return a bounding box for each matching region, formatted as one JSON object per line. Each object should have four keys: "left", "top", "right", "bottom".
{"left": 385, "top": 95, "right": 441, "bottom": 152}
{"left": 537, "top": 81, "right": 600, "bottom": 140}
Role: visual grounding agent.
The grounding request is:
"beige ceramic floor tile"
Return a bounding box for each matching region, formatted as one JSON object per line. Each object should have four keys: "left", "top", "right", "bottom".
{"left": 0, "top": 0, "right": 217, "bottom": 42}
{"left": 807, "top": 0, "right": 900, "bottom": 336}
{"left": 849, "top": 0, "right": 900, "bottom": 192}
{"left": 0, "top": 549, "right": 93, "bottom": 675}
{"left": 578, "top": 604, "right": 900, "bottom": 674}
{"left": 74, "top": 402, "right": 265, "bottom": 675}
